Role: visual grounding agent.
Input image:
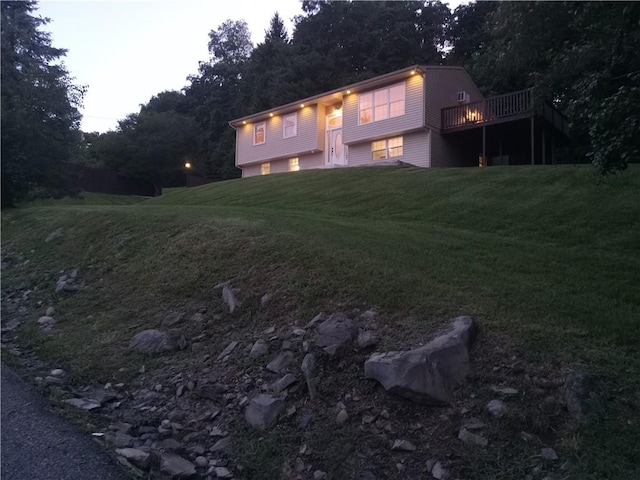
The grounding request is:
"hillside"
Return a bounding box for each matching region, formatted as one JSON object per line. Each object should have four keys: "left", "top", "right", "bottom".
{"left": 2, "top": 165, "right": 639, "bottom": 480}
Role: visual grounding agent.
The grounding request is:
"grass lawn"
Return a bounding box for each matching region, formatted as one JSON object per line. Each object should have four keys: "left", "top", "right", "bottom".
{"left": 2, "top": 164, "right": 639, "bottom": 479}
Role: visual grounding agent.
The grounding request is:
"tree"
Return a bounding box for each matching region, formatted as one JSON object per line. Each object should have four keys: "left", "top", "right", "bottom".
{"left": 467, "top": 1, "right": 640, "bottom": 174}
{"left": 1, "top": 0, "right": 84, "bottom": 206}
{"left": 445, "top": 0, "right": 497, "bottom": 64}
{"left": 184, "top": 20, "right": 254, "bottom": 180}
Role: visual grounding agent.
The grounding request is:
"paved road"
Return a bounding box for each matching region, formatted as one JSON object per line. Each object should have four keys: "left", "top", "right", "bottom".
{"left": 1, "top": 365, "right": 129, "bottom": 480}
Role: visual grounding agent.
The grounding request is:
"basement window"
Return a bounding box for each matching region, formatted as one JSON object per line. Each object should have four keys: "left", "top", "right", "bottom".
{"left": 261, "top": 162, "right": 270, "bottom": 175}
{"left": 289, "top": 157, "right": 299, "bottom": 172}
{"left": 372, "top": 136, "right": 403, "bottom": 160}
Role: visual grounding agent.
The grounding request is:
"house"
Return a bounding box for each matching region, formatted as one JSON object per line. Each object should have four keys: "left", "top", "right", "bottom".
{"left": 228, "top": 65, "right": 569, "bottom": 177}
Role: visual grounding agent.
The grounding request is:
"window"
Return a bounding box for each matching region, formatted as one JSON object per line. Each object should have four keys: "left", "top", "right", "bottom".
{"left": 371, "top": 136, "right": 403, "bottom": 160}
{"left": 359, "top": 82, "right": 405, "bottom": 125}
{"left": 261, "top": 162, "right": 270, "bottom": 175}
{"left": 289, "top": 157, "right": 299, "bottom": 172}
{"left": 283, "top": 113, "right": 297, "bottom": 139}
{"left": 254, "top": 122, "right": 266, "bottom": 145}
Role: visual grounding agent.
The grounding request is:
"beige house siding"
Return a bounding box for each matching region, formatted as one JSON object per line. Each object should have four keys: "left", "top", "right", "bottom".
{"left": 423, "top": 67, "right": 484, "bottom": 131}
{"left": 236, "top": 105, "right": 323, "bottom": 166}
{"left": 241, "top": 152, "right": 324, "bottom": 178}
{"left": 342, "top": 73, "right": 424, "bottom": 144}
{"left": 346, "top": 131, "right": 431, "bottom": 168}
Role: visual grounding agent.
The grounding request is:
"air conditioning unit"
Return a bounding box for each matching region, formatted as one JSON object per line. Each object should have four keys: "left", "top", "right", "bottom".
{"left": 457, "top": 91, "right": 470, "bottom": 103}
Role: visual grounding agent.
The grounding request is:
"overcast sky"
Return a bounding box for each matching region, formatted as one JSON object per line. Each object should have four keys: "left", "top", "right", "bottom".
{"left": 37, "top": 0, "right": 467, "bottom": 133}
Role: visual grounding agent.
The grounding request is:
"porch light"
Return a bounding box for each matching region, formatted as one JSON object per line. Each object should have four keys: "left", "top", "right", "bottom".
{"left": 184, "top": 162, "right": 191, "bottom": 169}
{"left": 242, "top": 121, "right": 246, "bottom": 125}
{"left": 269, "top": 113, "right": 274, "bottom": 117}
{"left": 410, "top": 70, "right": 416, "bottom": 75}
{"left": 346, "top": 90, "right": 351, "bottom": 94}
{"left": 300, "top": 104, "right": 305, "bottom": 108}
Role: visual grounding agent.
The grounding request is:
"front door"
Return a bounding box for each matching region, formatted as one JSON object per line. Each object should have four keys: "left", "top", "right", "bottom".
{"left": 330, "top": 128, "right": 345, "bottom": 165}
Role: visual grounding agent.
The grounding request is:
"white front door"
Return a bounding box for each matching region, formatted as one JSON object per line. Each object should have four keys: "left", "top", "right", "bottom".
{"left": 330, "top": 128, "right": 345, "bottom": 165}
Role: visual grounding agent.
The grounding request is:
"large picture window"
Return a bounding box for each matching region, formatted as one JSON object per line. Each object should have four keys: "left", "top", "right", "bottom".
{"left": 283, "top": 113, "right": 297, "bottom": 139}
{"left": 254, "top": 122, "right": 266, "bottom": 145}
{"left": 372, "top": 136, "right": 403, "bottom": 160}
{"left": 359, "top": 82, "right": 405, "bottom": 125}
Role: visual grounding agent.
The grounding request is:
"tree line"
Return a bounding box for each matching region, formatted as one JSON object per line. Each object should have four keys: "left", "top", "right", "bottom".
{"left": 2, "top": 1, "right": 639, "bottom": 205}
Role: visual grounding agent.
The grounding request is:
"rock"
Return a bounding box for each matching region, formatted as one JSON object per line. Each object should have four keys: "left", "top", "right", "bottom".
{"left": 214, "top": 467, "right": 233, "bottom": 478}
{"left": 129, "top": 329, "right": 172, "bottom": 354}
{"left": 210, "top": 436, "right": 232, "bottom": 454}
{"left": 299, "top": 412, "right": 313, "bottom": 428}
{"left": 540, "top": 447, "right": 559, "bottom": 460}
{"left": 217, "top": 341, "right": 239, "bottom": 360}
{"left": 565, "top": 372, "right": 597, "bottom": 420}
{"left": 37, "top": 316, "right": 56, "bottom": 330}
{"left": 491, "top": 386, "right": 518, "bottom": 396}
{"left": 336, "top": 409, "right": 349, "bottom": 425}
{"left": 50, "top": 368, "right": 65, "bottom": 377}
{"left": 364, "top": 316, "right": 477, "bottom": 405}
{"left": 209, "top": 426, "right": 226, "bottom": 437}
{"left": 292, "top": 328, "right": 306, "bottom": 336}
{"left": 301, "top": 353, "right": 316, "bottom": 380}
{"left": 249, "top": 339, "right": 268, "bottom": 359}
{"left": 245, "top": 394, "right": 284, "bottom": 430}
{"left": 177, "top": 335, "right": 188, "bottom": 350}
{"left": 160, "top": 453, "right": 196, "bottom": 478}
{"left": 486, "top": 399, "right": 508, "bottom": 418}
{"left": 304, "top": 313, "right": 325, "bottom": 329}
{"left": 45, "top": 228, "right": 63, "bottom": 243}
{"left": 315, "top": 313, "right": 358, "bottom": 351}
{"left": 426, "top": 458, "right": 437, "bottom": 472}
{"left": 64, "top": 398, "right": 101, "bottom": 410}
{"left": 281, "top": 340, "right": 292, "bottom": 350}
{"left": 195, "top": 456, "right": 208, "bottom": 468}
{"left": 271, "top": 373, "right": 297, "bottom": 393}
{"left": 260, "top": 293, "right": 272, "bottom": 306}
{"left": 313, "top": 471, "right": 327, "bottom": 480}
{"left": 266, "top": 351, "right": 294, "bottom": 373}
{"left": 113, "top": 433, "right": 133, "bottom": 448}
{"left": 464, "top": 418, "right": 486, "bottom": 430}
{"left": 431, "top": 461, "right": 449, "bottom": 479}
{"left": 45, "top": 306, "right": 55, "bottom": 317}
{"left": 391, "top": 439, "right": 416, "bottom": 452}
{"left": 115, "top": 448, "right": 150, "bottom": 469}
{"left": 195, "top": 383, "right": 228, "bottom": 401}
{"left": 458, "top": 428, "right": 488, "bottom": 446}
{"left": 357, "top": 329, "right": 378, "bottom": 349}
{"left": 221, "top": 284, "right": 240, "bottom": 313}
{"left": 159, "top": 438, "right": 183, "bottom": 451}
{"left": 162, "top": 311, "right": 185, "bottom": 327}
{"left": 55, "top": 270, "right": 84, "bottom": 293}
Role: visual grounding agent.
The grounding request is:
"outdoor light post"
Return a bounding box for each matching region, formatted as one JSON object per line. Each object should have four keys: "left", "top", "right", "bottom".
{"left": 184, "top": 162, "right": 191, "bottom": 187}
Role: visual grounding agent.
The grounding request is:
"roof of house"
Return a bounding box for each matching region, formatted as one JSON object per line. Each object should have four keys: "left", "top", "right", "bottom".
{"left": 228, "top": 65, "right": 469, "bottom": 127}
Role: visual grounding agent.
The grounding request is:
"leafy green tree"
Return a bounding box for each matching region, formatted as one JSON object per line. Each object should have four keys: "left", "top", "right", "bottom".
{"left": 467, "top": 1, "right": 640, "bottom": 174}
{"left": 185, "top": 20, "right": 253, "bottom": 180}
{"left": 1, "top": 0, "right": 84, "bottom": 206}
{"left": 445, "top": 0, "right": 497, "bottom": 65}
{"left": 92, "top": 110, "right": 199, "bottom": 194}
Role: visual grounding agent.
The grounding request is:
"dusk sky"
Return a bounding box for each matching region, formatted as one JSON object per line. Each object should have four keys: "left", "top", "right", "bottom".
{"left": 37, "top": 0, "right": 467, "bottom": 133}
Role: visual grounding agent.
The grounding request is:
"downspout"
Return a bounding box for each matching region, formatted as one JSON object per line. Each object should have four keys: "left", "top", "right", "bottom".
{"left": 228, "top": 121, "right": 242, "bottom": 177}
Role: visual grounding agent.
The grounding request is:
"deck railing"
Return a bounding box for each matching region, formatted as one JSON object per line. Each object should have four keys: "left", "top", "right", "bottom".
{"left": 441, "top": 89, "right": 535, "bottom": 131}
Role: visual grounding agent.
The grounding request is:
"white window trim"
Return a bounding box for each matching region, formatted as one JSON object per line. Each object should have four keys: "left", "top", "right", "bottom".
{"left": 283, "top": 113, "right": 297, "bottom": 139}
{"left": 359, "top": 82, "right": 405, "bottom": 125}
{"left": 371, "top": 136, "right": 403, "bottom": 160}
{"left": 253, "top": 121, "right": 266, "bottom": 146}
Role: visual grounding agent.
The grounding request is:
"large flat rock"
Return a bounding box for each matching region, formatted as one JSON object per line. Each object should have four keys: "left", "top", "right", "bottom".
{"left": 364, "top": 316, "right": 477, "bottom": 405}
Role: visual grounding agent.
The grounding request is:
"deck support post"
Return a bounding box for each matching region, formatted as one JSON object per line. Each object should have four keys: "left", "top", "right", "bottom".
{"left": 551, "top": 135, "right": 555, "bottom": 164}
{"left": 482, "top": 126, "right": 486, "bottom": 167}
{"left": 530, "top": 117, "right": 535, "bottom": 165}
{"left": 499, "top": 139, "right": 503, "bottom": 165}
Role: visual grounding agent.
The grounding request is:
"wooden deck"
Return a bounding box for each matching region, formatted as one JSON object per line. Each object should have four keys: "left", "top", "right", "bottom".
{"left": 441, "top": 88, "right": 569, "bottom": 136}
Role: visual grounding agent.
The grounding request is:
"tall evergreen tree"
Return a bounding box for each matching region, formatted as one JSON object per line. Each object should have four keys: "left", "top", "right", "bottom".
{"left": 1, "top": 0, "right": 84, "bottom": 206}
